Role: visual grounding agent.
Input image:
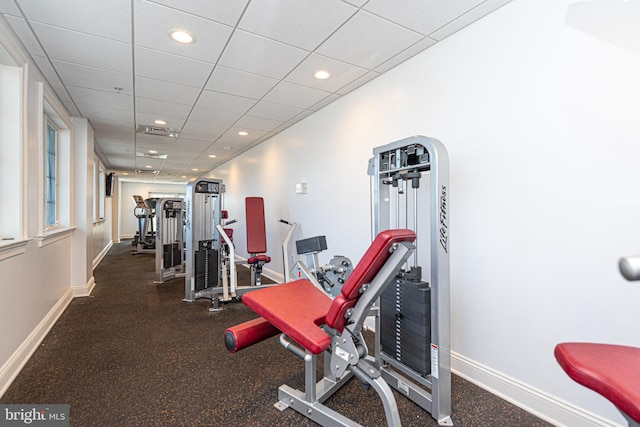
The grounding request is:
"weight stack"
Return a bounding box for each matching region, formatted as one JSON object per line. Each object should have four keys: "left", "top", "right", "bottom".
{"left": 195, "top": 240, "right": 218, "bottom": 291}
{"left": 380, "top": 278, "right": 431, "bottom": 376}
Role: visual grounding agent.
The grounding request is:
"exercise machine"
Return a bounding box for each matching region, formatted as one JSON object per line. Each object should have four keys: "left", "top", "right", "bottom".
{"left": 554, "top": 255, "right": 640, "bottom": 427}
{"left": 225, "top": 230, "right": 417, "bottom": 426}
{"left": 368, "top": 135, "right": 452, "bottom": 425}
{"left": 131, "top": 195, "right": 157, "bottom": 254}
{"left": 290, "top": 235, "right": 353, "bottom": 298}
{"left": 184, "top": 177, "right": 224, "bottom": 303}
{"left": 224, "top": 135, "right": 451, "bottom": 426}
{"left": 245, "top": 197, "right": 271, "bottom": 287}
{"left": 185, "top": 182, "right": 282, "bottom": 310}
{"left": 154, "top": 197, "right": 185, "bottom": 283}
{"left": 278, "top": 219, "right": 298, "bottom": 283}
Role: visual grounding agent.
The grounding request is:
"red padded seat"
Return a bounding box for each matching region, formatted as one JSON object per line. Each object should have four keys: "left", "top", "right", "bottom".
{"left": 247, "top": 254, "right": 271, "bottom": 264}
{"left": 242, "top": 280, "right": 333, "bottom": 354}
{"left": 555, "top": 342, "right": 640, "bottom": 423}
{"left": 240, "top": 229, "right": 416, "bottom": 354}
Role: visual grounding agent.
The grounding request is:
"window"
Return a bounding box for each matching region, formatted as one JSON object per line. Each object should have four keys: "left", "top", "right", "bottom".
{"left": 0, "top": 41, "right": 27, "bottom": 259}
{"left": 44, "top": 119, "right": 58, "bottom": 228}
{"left": 38, "top": 83, "right": 72, "bottom": 246}
{"left": 98, "top": 166, "right": 105, "bottom": 221}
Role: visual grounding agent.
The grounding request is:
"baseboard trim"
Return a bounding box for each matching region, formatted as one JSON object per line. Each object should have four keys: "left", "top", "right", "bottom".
{"left": 0, "top": 288, "right": 73, "bottom": 398}
{"left": 451, "top": 352, "right": 621, "bottom": 427}
{"left": 71, "top": 276, "right": 95, "bottom": 297}
{"left": 92, "top": 240, "right": 113, "bottom": 270}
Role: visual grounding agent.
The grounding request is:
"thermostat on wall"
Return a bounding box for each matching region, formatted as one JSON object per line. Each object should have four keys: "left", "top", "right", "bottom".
{"left": 296, "top": 182, "right": 308, "bottom": 194}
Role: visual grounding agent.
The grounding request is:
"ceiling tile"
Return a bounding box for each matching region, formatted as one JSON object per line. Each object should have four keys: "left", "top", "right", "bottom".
{"left": 3, "top": 15, "right": 46, "bottom": 56}
{"left": 18, "top": 0, "right": 131, "bottom": 42}
{"left": 50, "top": 82, "right": 72, "bottom": 102}
{"left": 134, "top": 112, "right": 185, "bottom": 130}
{"left": 336, "top": 70, "right": 381, "bottom": 95}
{"left": 309, "top": 93, "right": 341, "bottom": 112}
{"left": 135, "top": 76, "right": 200, "bottom": 105}
{"left": 364, "top": 0, "right": 484, "bottom": 36}
{"left": 247, "top": 100, "right": 304, "bottom": 122}
{"left": 205, "top": 65, "right": 279, "bottom": 99}
{"left": 134, "top": 0, "right": 233, "bottom": 64}
{"left": 32, "top": 55, "right": 62, "bottom": 85}
{"left": 78, "top": 103, "right": 135, "bottom": 124}
{"left": 316, "top": 10, "right": 422, "bottom": 69}
{"left": 196, "top": 90, "right": 257, "bottom": 114}
{"left": 233, "top": 115, "right": 283, "bottom": 133}
{"left": 145, "top": 0, "right": 249, "bottom": 26}
{"left": 68, "top": 86, "right": 133, "bottom": 111}
{"left": 374, "top": 37, "right": 437, "bottom": 73}
{"left": 179, "top": 119, "right": 228, "bottom": 140}
{"left": 263, "top": 81, "right": 331, "bottom": 109}
{"left": 30, "top": 22, "right": 131, "bottom": 73}
{"left": 429, "top": 0, "right": 513, "bottom": 41}
{"left": 135, "top": 97, "right": 191, "bottom": 121}
{"left": 135, "top": 46, "right": 213, "bottom": 87}
{"left": 54, "top": 60, "right": 133, "bottom": 93}
{"left": 189, "top": 106, "right": 241, "bottom": 126}
{"left": 0, "top": 0, "right": 21, "bottom": 15}
{"left": 285, "top": 53, "right": 369, "bottom": 92}
{"left": 239, "top": 0, "right": 356, "bottom": 50}
{"left": 218, "top": 30, "right": 309, "bottom": 79}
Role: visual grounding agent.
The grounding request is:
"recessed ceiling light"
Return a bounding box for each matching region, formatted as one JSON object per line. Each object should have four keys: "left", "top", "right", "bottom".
{"left": 169, "top": 29, "right": 196, "bottom": 44}
{"left": 192, "top": 168, "right": 198, "bottom": 171}
{"left": 314, "top": 70, "right": 331, "bottom": 80}
{"left": 154, "top": 119, "right": 167, "bottom": 125}
{"left": 145, "top": 165, "right": 152, "bottom": 168}
{"left": 209, "top": 154, "right": 217, "bottom": 158}
{"left": 223, "top": 146, "right": 233, "bottom": 150}
{"left": 238, "top": 131, "right": 248, "bottom": 136}
{"left": 181, "top": 175, "right": 187, "bottom": 178}
{"left": 123, "top": 172, "right": 129, "bottom": 175}
{"left": 148, "top": 150, "right": 158, "bottom": 154}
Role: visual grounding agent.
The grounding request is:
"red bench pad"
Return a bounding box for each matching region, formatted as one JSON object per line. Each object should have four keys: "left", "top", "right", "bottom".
{"left": 248, "top": 255, "right": 271, "bottom": 264}
{"left": 242, "top": 279, "right": 333, "bottom": 354}
{"left": 555, "top": 342, "right": 640, "bottom": 423}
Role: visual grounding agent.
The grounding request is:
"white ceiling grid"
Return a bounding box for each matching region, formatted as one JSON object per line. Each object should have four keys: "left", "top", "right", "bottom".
{"left": 0, "top": 0, "right": 512, "bottom": 182}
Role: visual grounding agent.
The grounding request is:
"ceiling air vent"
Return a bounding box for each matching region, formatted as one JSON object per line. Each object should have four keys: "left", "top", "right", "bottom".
{"left": 136, "top": 124, "right": 180, "bottom": 138}
{"left": 136, "top": 152, "right": 168, "bottom": 159}
{"left": 135, "top": 169, "right": 160, "bottom": 174}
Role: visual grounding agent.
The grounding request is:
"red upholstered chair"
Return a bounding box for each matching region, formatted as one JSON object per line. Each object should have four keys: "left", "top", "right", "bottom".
{"left": 245, "top": 197, "right": 271, "bottom": 286}
{"left": 554, "top": 343, "right": 640, "bottom": 426}
{"left": 224, "top": 229, "right": 417, "bottom": 426}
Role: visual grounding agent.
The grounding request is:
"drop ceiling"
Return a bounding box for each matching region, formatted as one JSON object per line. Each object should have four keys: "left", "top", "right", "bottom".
{"left": 0, "top": 0, "right": 511, "bottom": 183}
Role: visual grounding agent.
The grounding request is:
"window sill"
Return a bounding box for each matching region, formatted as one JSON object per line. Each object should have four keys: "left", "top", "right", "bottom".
{"left": 36, "top": 227, "right": 75, "bottom": 248}
{"left": 0, "top": 238, "right": 32, "bottom": 261}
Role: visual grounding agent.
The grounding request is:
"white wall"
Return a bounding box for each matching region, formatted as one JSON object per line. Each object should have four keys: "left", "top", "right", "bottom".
{"left": 0, "top": 15, "right": 112, "bottom": 397}
{"left": 210, "top": 1, "right": 640, "bottom": 425}
{"left": 119, "top": 181, "right": 186, "bottom": 238}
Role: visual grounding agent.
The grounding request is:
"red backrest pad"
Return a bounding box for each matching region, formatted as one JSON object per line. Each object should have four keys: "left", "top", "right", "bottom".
{"left": 246, "top": 197, "right": 267, "bottom": 254}
{"left": 325, "top": 229, "right": 416, "bottom": 330}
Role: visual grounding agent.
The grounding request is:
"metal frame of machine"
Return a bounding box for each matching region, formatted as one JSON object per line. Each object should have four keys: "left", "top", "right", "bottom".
{"left": 368, "top": 135, "right": 452, "bottom": 426}
{"left": 184, "top": 177, "right": 224, "bottom": 303}
{"left": 154, "top": 197, "right": 185, "bottom": 283}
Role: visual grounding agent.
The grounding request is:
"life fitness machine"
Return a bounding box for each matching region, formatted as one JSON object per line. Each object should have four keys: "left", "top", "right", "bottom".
{"left": 368, "top": 135, "right": 452, "bottom": 426}
{"left": 553, "top": 257, "right": 640, "bottom": 427}
{"left": 225, "top": 229, "right": 417, "bottom": 426}
{"left": 223, "top": 135, "right": 451, "bottom": 426}
{"left": 131, "top": 195, "right": 157, "bottom": 254}
{"left": 184, "top": 177, "right": 224, "bottom": 305}
{"left": 154, "top": 198, "right": 185, "bottom": 283}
